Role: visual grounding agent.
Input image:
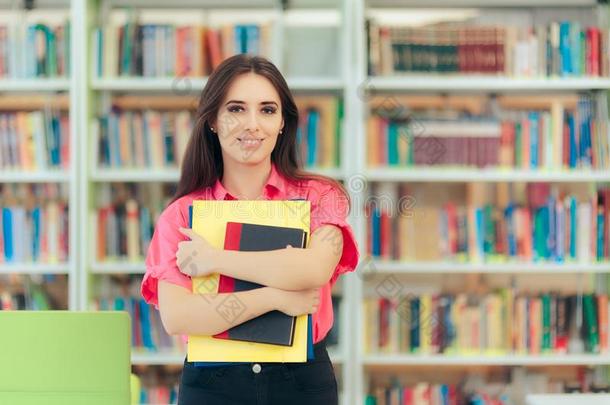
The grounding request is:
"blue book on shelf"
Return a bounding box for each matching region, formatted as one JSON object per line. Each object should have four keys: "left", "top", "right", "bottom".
{"left": 569, "top": 197, "right": 577, "bottom": 259}
{"left": 245, "top": 25, "right": 260, "bottom": 55}
{"left": 2, "top": 208, "right": 13, "bottom": 262}
{"left": 306, "top": 110, "right": 319, "bottom": 166}
{"left": 387, "top": 122, "right": 399, "bottom": 166}
{"left": 559, "top": 21, "right": 572, "bottom": 76}
{"left": 529, "top": 112, "right": 539, "bottom": 169}
{"left": 139, "top": 299, "right": 156, "bottom": 351}
{"left": 234, "top": 25, "right": 245, "bottom": 54}
{"left": 547, "top": 195, "right": 556, "bottom": 261}
{"left": 474, "top": 208, "right": 484, "bottom": 260}
{"left": 597, "top": 208, "right": 605, "bottom": 261}
{"left": 505, "top": 204, "right": 517, "bottom": 258}
{"left": 371, "top": 207, "right": 381, "bottom": 257}
{"left": 31, "top": 207, "right": 41, "bottom": 261}
{"left": 556, "top": 202, "right": 565, "bottom": 262}
{"left": 409, "top": 298, "right": 420, "bottom": 351}
{"left": 567, "top": 113, "right": 577, "bottom": 168}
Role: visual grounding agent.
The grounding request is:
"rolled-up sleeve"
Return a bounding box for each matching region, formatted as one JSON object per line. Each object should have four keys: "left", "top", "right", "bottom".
{"left": 141, "top": 201, "right": 192, "bottom": 308}
{"left": 310, "top": 183, "right": 360, "bottom": 285}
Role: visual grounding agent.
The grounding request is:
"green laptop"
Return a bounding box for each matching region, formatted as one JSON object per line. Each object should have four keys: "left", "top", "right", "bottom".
{"left": 0, "top": 311, "right": 131, "bottom": 405}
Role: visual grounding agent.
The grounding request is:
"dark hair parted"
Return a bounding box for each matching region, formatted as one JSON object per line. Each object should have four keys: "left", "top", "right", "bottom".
{"left": 172, "top": 54, "right": 350, "bottom": 211}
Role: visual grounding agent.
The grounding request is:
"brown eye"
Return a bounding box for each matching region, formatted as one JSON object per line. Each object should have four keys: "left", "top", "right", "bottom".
{"left": 262, "top": 107, "right": 276, "bottom": 114}
{"left": 228, "top": 105, "right": 244, "bottom": 113}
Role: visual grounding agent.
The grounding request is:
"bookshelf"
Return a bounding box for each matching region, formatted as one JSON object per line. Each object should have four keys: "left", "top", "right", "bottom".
{"left": 0, "top": 1, "right": 78, "bottom": 312}
{"left": 353, "top": 0, "right": 610, "bottom": 403}
{"left": 2, "top": 0, "right": 610, "bottom": 403}
{"left": 77, "top": 0, "right": 352, "bottom": 403}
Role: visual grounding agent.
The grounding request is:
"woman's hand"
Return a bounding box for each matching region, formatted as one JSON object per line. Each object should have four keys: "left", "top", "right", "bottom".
{"left": 176, "top": 227, "right": 219, "bottom": 277}
{"left": 270, "top": 287, "right": 321, "bottom": 316}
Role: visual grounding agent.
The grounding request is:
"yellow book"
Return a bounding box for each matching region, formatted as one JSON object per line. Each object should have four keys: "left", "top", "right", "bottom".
{"left": 188, "top": 200, "right": 310, "bottom": 362}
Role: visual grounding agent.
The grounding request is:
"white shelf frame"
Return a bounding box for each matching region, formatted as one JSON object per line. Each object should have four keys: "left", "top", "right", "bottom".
{"left": 367, "top": 261, "right": 610, "bottom": 274}
{"left": 81, "top": 2, "right": 352, "bottom": 405}
{"left": 48, "top": 1, "right": 610, "bottom": 404}
{"left": 363, "top": 354, "right": 610, "bottom": 366}
{"left": 364, "top": 168, "right": 610, "bottom": 183}
{"left": 92, "top": 77, "right": 344, "bottom": 92}
{"left": 0, "top": 79, "right": 70, "bottom": 92}
{"left": 0, "top": 171, "right": 70, "bottom": 183}
{"left": 366, "top": 76, "right": 610, "bottom": 92}
{"left": 0, "top": 263, "right": 70, "bottom": 275}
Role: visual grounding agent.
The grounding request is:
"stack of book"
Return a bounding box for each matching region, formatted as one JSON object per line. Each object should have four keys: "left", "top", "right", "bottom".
{"left": 0, "top": 111, "right": 70, "bottom": 171}
{"left": 367, "top": 95, "right": 609, "bottom": 170}
{"left": 0, "top": 20, "right": 70, "bottom": 78}
{"left": 96, "top": 109, "right": 192, "bottom": 170}
{"left": 0, "top": 184, "right": 69, "bottom": 264}
{"left": 188, "top": 200, "right": 312, "bottom": 363}
{"left": 367, "top": 21, "right": 610, "bottom": 77}
{"left": 92, "top": 16, "right": 270, "bottom": 77}
{"left": 364, "top": 289, "right": 607, "bottom": 355}
{"left": 367, "top": 182, "right": 610, "bottom": 264}
{"left": 94, "top": 183, "right": 173, "bottom": 264}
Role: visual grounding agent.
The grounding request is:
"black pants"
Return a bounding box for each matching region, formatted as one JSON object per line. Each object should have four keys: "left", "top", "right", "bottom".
{"left": 178, "top": 341, "right": 338, "bottom": 405}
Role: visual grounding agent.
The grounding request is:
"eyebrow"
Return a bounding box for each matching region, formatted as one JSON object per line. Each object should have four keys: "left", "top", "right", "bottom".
{"left": 225, "top": 100, "right": 279, "bottom": 107}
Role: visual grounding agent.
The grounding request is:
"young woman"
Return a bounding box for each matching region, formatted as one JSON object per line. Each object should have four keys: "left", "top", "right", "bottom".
{"left": 141, "top": 54, "right": 359, "bottom": 405}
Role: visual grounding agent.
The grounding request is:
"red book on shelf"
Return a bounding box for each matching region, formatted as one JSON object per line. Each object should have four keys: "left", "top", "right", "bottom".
{"left": 380, "top": 210, "right": 391, "bottom": 260}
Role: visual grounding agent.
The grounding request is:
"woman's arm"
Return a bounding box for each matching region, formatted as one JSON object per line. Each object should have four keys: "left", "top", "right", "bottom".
{"left": 218, "top": 225, "right": 343, "bottom": 290}
{"left": 157, "top": 280, "right": 320, "bottom": 336}
{"left": 179, "top": 224, "right": 344, "bottom": 291}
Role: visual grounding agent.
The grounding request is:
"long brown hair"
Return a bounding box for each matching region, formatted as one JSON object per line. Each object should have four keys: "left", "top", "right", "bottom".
{"left": 172, "top": 54, "right": 349, "bottom": 210}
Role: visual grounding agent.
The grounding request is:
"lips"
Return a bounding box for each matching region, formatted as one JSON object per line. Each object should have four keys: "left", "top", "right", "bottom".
{"left": 237, "top": 137, "right": 264, "bottom": 146}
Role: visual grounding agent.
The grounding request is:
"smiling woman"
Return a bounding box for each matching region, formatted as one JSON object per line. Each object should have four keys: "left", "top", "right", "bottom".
{"left": 140, "top": 54, "right": 359, "bottom": 405}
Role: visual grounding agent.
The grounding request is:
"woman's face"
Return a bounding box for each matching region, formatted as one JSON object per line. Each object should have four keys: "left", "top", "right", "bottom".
{"left": 213, "top": 72, "right": 284, "bottom": 166}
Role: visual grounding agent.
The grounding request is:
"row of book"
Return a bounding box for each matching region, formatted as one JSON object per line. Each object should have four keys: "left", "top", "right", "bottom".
{"left": 0, "top": 111, "right": 70, "bottom": 171}
{"left": 0, "top": 184, "right": 69, "bottom": 264}
{"left": 364, "top": 290, "right": 608, "bottom": 355}
{"left": 0, "top": 22, "right": 70, "bottom": 78}
{"left": 295, "top": 96, "right": 342, "bottom": 168}
{"left": 95, "top": 96, "right": 343, "bottom": 170}
{"left": 0, "top": 275, "right": 67, "bottom": 310}
{"left": 367, "top": 96, "right": 609, "bottom": 170}
{"left": 367, "top": 21, "right": 610, "bottom": 77}
{"left": 367, "top": 382, "right": 502, "bottom": 405}
{"left": 366, "top": 368, "right": 606, "bottom": 405}
{"left": 94, "top": 183, "right": 170, "bottom": 263}
{"left": 92, "top": 295, "right": 186, "bottom": 353}
{"left": 96, "top": 110, "right": 192, "bottom": 170}
{"left": 92, "top": 20, "right": 270, "bottom": 78}
{"left": 367, "top": 183, "right": 610, "bottom": 263}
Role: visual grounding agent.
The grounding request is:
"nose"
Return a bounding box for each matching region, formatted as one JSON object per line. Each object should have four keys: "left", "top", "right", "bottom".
{"left": 243, "top": 109, "right": 260, "bottom": 133}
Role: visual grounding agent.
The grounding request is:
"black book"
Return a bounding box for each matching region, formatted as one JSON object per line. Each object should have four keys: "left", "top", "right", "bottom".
{"left": 213, "top": 222, "right": 307, "bottom": 346}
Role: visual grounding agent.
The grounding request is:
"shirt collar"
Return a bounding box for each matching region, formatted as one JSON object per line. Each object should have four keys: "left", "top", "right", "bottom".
{"left": 211, "top": 164, "right": 287, "bottom": 200}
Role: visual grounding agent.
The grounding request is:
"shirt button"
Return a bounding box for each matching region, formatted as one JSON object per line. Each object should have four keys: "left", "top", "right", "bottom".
{"left": 252, "top": 363, "right": 262, "bottom": 374}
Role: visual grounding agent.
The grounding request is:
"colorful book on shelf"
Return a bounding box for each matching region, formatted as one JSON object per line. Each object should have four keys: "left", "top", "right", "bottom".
{"left": 188, "top": 199, "right": 310, "bottom": 363}
{"left": 212, "top": 221, "right": 307, "bottom": 346}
